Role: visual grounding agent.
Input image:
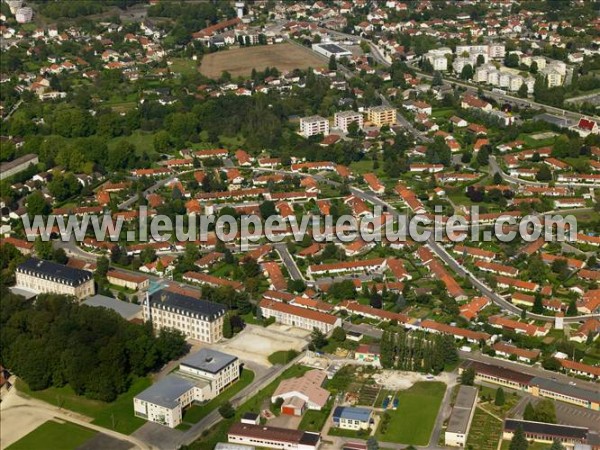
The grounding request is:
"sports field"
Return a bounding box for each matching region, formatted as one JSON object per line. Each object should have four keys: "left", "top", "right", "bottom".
{"left": 7, "top": 420, "right": 96, "bottom": 450}
{"left": 199, "top": 43, "right": 326, "bottom": 78}
{"left": 376, "top": 381, "right": 446, "bottom": 445}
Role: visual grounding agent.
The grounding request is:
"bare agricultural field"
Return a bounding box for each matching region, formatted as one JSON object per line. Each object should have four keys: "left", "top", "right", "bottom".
{"left": 199, "top": 43, "right": 326, "bottom": 78}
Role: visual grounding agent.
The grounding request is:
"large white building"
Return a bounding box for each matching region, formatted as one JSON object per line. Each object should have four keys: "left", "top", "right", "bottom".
{"left": 15, "top": 6, "right": 33, "bottom": 23}
{"left": 424, "top": 47, "right": 452, "bottom": 71}
{"left": 144, "top": 289, "right": 226, "bottom": 343}
{"left": 299, "top": 115, "right": 329, "bottom": 137}
{"left": 134, "top": 349, "right": 240, "bottom": 428}
{"left": 456, "top": 44, "right": 505, "bottom": 61}
{"left": 334, "top": 110, "right": 364, "bottom": 132}
{"left": 311, "top": 42, "right": 352, "bottom": 60}
{"left": 15, "top": 258, "right": 95, "bottom": 300}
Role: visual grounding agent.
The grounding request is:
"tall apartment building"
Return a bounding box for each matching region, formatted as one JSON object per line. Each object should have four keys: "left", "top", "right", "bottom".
{"left": 333, "top": 111, "right": 364, "bottom": 132}
{"left": 423, "top": 47, "right": 452, "bottom": 71}
{"left": 299, "top": 115, "right": 329, "bottom": 137}
{"left": 134, "top": 348, "right": 240, "bottom": 428}
{"left": 144, "top": 289, "right": 226, "bottom": 343}
{"left": 15, "top": 258, "right": 95, "bottom": 300}
{"left": 367, "top": 106, "right": 397, "bottom": 127}
{"left": 456, "top": 44, "right": 505, "bottom": 60}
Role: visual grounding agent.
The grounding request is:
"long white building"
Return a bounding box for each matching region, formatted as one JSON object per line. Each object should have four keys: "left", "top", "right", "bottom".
{"left": 299, "top": 115, "right": 329, "bottom": 137}
{"left": 134, "top": 349, "right": 240, "bottom": 428}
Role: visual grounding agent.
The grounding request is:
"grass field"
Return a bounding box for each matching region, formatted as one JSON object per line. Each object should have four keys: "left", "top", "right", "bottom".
{"left": 16, "top": 377, "right": 151, "bottom": 434}
{"left": 179, "top": 369, "right": 255, "bottom": 426}
{"left": 298, "top": 399, "right": 332, "bottom": 432}
{"left": 376, "top": 381, "right": 446, "bottom": 445}
{"left": 199, "top": 43, "right": 326, "bottom": 78}
{"left": 7, "top": 420, "right": 97, "bottom": 450}
{"left": 169, "top": 58, "right": 200, "bottom": 76}
{"left": 268, "top": 350, "right": 299, "bottom": 365}
{"left": 108, "top": 130, "right": 158, "bottom": 157}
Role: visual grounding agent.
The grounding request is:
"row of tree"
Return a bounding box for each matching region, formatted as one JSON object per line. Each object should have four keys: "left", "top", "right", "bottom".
{"left": 379, "top": 330, "right": 458, "bottom": 374}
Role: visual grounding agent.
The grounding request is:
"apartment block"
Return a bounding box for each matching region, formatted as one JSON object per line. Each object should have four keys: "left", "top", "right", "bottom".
{"left": 334, "top": 110, "right": 364, "bottom": 132}
{"left": 366, "top": 106, "right": 397, "bottom": 127}
{"left": 300, "top": 115, "right": 329, "bottom": 137}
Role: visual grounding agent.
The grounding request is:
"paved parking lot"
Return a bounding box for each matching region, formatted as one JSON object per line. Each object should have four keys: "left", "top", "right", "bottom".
{"left": 213, "top": 324, "right": 310, "bottom": 367}
{"left": 511, "top": 395, "right": 600, "bottom": 430}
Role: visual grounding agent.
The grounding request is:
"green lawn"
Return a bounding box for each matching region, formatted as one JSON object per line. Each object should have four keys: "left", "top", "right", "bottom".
{"left": 180, "top": 369, "right": 255, "bottom": 425}
{"left": 108, "top": 130, "right": 158, "bottom": 156}
{"left": 268, "top": 350, "right": 299, "bottom": 365}
{"left": 298, "top": 400, "right": 332, "bottom": 432}
{"left": 169, "top": 58, "right": 200, "bottom": 76}
{"left": 187, "top": 365, "right": 311, "bottom": 449}
{"left": 376, "top": 381, "right": 446, "bottom": 445}
{"left": 7, "top": 420, "right": 97, "bottom": 450}
{"left": 16, "top": 377, "right": 151, "bottom": 434}
{"left": 500, "top": 440, "right": 549, "bottom": 450}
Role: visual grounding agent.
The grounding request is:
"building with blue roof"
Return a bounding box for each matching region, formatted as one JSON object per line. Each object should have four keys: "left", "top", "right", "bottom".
{"left": 332, "top": 406, "right": 373, "bottom": 430}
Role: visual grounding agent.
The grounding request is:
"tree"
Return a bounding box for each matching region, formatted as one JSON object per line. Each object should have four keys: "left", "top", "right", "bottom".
{"left": 532, "top": 293, "right": 544, "bottom": 314}
{"left": 96, "top": 256, "right": 110, "bottom": 278}
{"left": 328, "top": 55, "right": 337, "bottom": 71}
{"left": 494, "top": 387, "right": 505, "bottom": 406}
{"left": 34, "top": 237, "right": 54, "bottom": 260}
{"left": 476, "top": 54, "right": 485, "bottom": 66}
{"left": 460, "top": 367, "right": 475, "bottom": 386}
{"left": 536, "top": 164, "right": 552, "bottom": 181}
{"left": 505, "top": 53, "right": 520, "bottom": 68}
{"left": 508, "top": 425, "right": 528, "bottom": 450}
{"left": 476, "top": 146, "right": 490, "bottom": 166}
{"left": 309, "top": 328, "right": 327, "bottom": 351}
{"left": 549, "top": 439, "right": 565, "bottom": 450}
{"left": 517, "top": 83, "right": 528, "bottom": 98}
{"left": 432, "top": 71, "right": 443, "bottom": 86}
{"left": 542, "top": 357, "right": 561, "bottom": 371}
{"left": 218, "top": 401, "right": 235, "bottom": 418}
{"left": 331, "top": 327, "right": 346, "bottom": 342}
{"left": 26, "top": 191, "right": 50, "bottom": 216}
{"left": 223, "top": 314, "right": 233, "bottom": 339}
{"left": 366, "top": 437, "right": 379, "bottom": 450}
{"left": 259, "top": 200, "right": 277, "bottom": 219}
{"left": 523, "top": 402, "right": 536, "bottom": 421}
{"left": 531, "top": 399, "right": 556, "bottom": 424}
{"left": 460, "top": 64, "right": 474, "bottom": 80}
{"left": 566, "top": 299, "right": 578, "bottom": 316}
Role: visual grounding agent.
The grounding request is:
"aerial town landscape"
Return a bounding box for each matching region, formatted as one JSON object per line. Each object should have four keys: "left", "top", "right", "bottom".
{"left": 0, "top": 1, "right": 599, "bottom": 450}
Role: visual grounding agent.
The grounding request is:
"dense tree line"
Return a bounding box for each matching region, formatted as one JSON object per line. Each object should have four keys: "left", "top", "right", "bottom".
{"left": 379, "top": 330, "right": 458, "bottom": 374}
{"left": 0, "top": 291, "right": 187, "bottom": 401}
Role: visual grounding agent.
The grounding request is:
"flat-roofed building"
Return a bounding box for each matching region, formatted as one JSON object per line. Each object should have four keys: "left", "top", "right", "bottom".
{"left": 179, "top": 348, "right": 240, "bottom": 396}
{"left": 133, "top": 348, "right": 240, "bottom": 428}
{"left": 16, "top": 258, "right": 95, "bottom": 300}
{"left": 300, "top": 115, "right": 329, "bottom": 137}
{"left": 312, "top": 42, "right": 352, "bottom": 60}
{"left": 445, "top": 386, "right": 478, "bottom": 447}
{"left": 367, "top": 106, "right": 397, "bottom": 127}
{"left": 334, "top": 111, "right": 364, "bottom": 132}
{"left": 83, "top": 294, "right": 142, "bottom": 321}
{"left": 228, "top": 422, "right": 321, "bottom": 450}
{"left": 144, "top": 289, "right": 226, "bottom": 343}
{"left": 0, "top": 154, "right": 38, "bottom": 180}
